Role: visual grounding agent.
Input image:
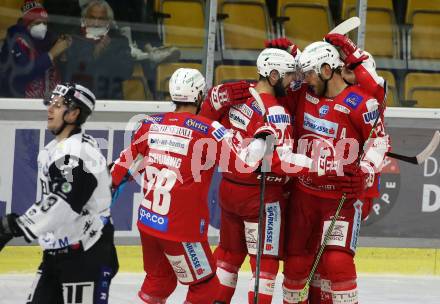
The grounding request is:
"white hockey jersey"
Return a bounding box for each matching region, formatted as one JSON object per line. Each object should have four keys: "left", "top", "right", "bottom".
{"left": 16, "top": 131, "right": 112, "bottom": 251}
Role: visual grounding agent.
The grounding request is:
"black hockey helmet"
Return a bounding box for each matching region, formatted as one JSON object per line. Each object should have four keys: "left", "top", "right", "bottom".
{"left": 44, "top": 82, "right": 96, "bottom": 125}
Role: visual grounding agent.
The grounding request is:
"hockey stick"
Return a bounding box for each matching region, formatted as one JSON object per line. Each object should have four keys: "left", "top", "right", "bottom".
{"left": 249, "top": 87, "right": 268, "bottom": 304}
{"left": 328, "top": 16, "right": 361, "bottom": 35}
{"left": 386, "top": 131, "right": 440, "bottom": 165}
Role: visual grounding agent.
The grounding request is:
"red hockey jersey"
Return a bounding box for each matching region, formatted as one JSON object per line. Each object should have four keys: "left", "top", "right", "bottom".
{"left": 291, "top": 84, "right": 390, "bottom": 199}
{"left": 111, "top": 112, "right": 255, "bottom": 242}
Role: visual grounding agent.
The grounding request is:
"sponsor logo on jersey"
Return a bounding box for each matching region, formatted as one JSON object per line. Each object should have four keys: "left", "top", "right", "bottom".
{"left": 322, "top": 220, "right": 348, "bottom": 247}
{"left": 149, "top": 124, "right": 193, "bottom": 139}
{"left": 212, "top": 121, "right": 228, "bottom": 141}
{"left": 250, "top": 101, "right": 263, "bottom": 115}
{"left": 264, "top": 202, "right": 281, "bottom": 255}
{"left": 319, "top": 105, "right": 330, "bottom": 118}
{"left": 183, "top": 242, "right": 212, "bottom": 280}
{"left": 233, "top": 103, "right": 253, "bottom": 119}
{"left": 303, "top": 113, "right": 338, "bottom": 138}
{"left": 363, "top": 108, "right": 379, "bottom": 124}
{"left": 334, "top": 104, "right": 350, "bottom": 114}
{"left": 138, "top": 206, "right": 168, "bottom": 232}
{"left": 165, "top": 254, "right": 194, "bottom": 283}
{"left": 350, "top": 200, "right": 363, "bottom": 252}
{"left": 148, "top": 134, "right": 190, "bottom": 155}
{"left": 184, "top": 118, "right": 209, "bottom": 134}
{"left": 343, "top": 92, "right": 363, "bottom": 109}
{"left": 229, "top": 109, "right": 250, "bottom": 130}
{"left": 306, "top": 92, "right": 319, "bottom": 104}
{"left": 267, "top": 113, "right": 291, "bottom": 124}
{"left": 143, "top": 115, "right": 164, "bottom": 124}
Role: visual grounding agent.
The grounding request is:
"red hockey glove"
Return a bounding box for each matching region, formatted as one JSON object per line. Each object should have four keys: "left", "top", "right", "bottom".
{"left": 264, "top": 37, "right": 298, "bottom": 57}
{"left": 325, "top": 33, "right": 369, "bottom": 69}
{"left": 206, "top": 81, "right": 251, "bottom": 111}
{"left": 343, "top": 161, "right": 375, "bottom": 192}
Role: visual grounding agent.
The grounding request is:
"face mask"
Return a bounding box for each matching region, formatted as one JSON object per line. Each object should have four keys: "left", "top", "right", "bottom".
{"left": 30, "top": 23, "right": 47, "bottom": 40}
{"left": 85, "top": 26, "right": 109, "bottom": 40}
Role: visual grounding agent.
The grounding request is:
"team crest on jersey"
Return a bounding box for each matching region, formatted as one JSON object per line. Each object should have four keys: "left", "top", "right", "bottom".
{"left": 290, "top": 80, "right": 302, "bottom": 91}
{"left": 306, "top": 92, "right": 319, "bottom": 104}
{"left": 319, "top": 105, "right": 330, "bottom": 118}
{"left": 343, "top": 92, "right": 363, "bottom": 109}
{"left": 61, "top": 182, "right": 72, "bottom": 194}
{"left": 184, "top": 118, "right": 209, "bottom": 134}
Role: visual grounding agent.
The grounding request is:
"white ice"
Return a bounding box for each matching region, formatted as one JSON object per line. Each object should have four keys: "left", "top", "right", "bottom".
{"left": 1, "top": 272, "right": 439, "bottom": 303}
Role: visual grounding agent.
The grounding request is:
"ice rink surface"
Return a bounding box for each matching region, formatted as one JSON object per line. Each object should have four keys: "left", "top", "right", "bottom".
{"left": 1, "top": 272, "right": 440, "bottom": 303}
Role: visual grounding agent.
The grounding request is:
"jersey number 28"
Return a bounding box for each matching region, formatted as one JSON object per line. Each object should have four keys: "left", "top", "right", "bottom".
{"left": 142, "top": 167, "right": 177, "bottom": 215}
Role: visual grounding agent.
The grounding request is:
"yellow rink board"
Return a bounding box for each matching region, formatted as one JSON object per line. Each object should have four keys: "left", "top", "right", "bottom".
{"left": 1, "top": 246, "right": 440, "bottom": 275}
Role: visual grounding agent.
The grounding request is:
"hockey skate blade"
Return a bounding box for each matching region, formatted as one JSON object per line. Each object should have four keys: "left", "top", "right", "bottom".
{"left": 329, "top": 16, "right": 361, "bottom": 35}
{"left": 416, "top": 130, "right": 440, "bottom": 164}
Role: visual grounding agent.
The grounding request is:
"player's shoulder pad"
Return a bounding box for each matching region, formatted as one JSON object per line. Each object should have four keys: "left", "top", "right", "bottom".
{"left": 62, "top": 133, "right": 107, "bottom": 173}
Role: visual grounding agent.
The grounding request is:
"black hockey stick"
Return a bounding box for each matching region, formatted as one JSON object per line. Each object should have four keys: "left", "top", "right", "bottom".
{"left": 249, "top": 87, "right": 269, "bottom": 304}
{"left": 385, "top": 131, "right": 440, "bottom": 165}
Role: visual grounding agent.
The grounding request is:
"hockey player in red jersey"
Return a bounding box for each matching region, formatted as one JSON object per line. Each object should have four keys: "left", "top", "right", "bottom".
{"left": 281, "top": 40, "right": 390, "bottom": 304}
{"left": 111, "top": 68, "right": 278, "bottom": 304}
{"left": 199, "top": 47, "right": 308, "bottom": 304}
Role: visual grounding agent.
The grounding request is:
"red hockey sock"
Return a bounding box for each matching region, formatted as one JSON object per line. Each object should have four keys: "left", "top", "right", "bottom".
{"left": 282, "top": 277, "right": 308, "bottom": 304}
{"left": 309, "top": 273, "right": 321, "bottom": 304}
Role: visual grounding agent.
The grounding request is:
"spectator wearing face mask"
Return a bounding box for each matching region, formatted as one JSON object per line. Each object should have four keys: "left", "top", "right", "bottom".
{"left": 0, "top": 0, "right": 71, "bottom": 98}
{"left": 61, "top": 0, "right": 134, "bottom": 100}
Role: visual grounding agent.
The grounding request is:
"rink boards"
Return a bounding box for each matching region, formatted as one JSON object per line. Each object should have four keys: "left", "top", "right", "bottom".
{"left": 0, "top": 99, "right": 439, "bottom": 274}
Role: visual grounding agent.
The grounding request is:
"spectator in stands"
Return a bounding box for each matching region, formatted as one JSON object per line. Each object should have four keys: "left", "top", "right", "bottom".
{"left": 61, "top": 0, "right": 133, "bottom": 100}
{"left": 106, "top": 0, "right": 180, "bottom": 64}
{"left": 0, "top": 0, "right": 71, "bottom": 98}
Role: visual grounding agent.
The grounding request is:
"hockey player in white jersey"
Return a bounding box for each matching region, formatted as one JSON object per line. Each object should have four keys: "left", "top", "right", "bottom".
{"left": 0, "top": 83, "right": 118, "bottom": 304}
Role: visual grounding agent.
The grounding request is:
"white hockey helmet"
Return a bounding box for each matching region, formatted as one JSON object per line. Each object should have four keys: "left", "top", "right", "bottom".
{"left": 299, "top": 41, "right": 344, "bottom": 75}
{"left": 169, "top": 68, "right": 207, "bottom": 103}
{"left": 257, "top": 48, "right": 297, "bottom": 78}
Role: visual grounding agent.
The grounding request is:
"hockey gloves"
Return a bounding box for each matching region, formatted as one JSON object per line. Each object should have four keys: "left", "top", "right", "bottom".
{"left": 325, "top": 33, "right": 369, "bottom": 69}
{"left": 345, "top": 161, "right": 375, "bottom": 188}
{"left": 264, "top": 37, "right": 299, "bottom": 57}
{"left": 207, "top": 81, "right": 252, "bottom": 111}
{"left": 0, "top": 213, "right": 23, "bottom": 251}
